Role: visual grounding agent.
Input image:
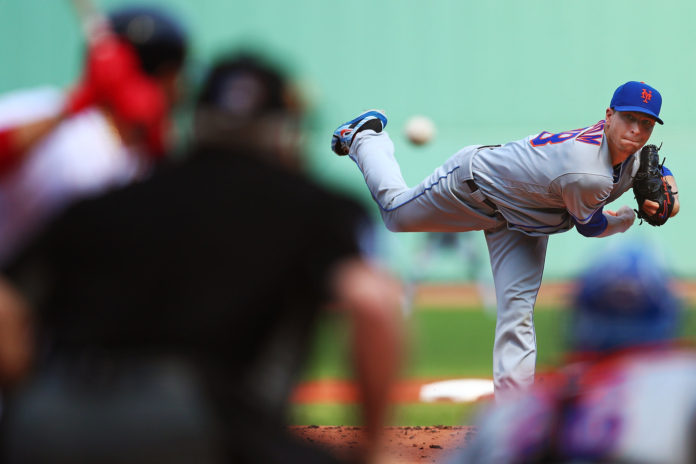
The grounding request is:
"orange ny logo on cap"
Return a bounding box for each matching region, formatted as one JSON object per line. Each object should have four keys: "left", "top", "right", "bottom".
{"left": 641, "top": 88, "right": 653, "bottom": 103}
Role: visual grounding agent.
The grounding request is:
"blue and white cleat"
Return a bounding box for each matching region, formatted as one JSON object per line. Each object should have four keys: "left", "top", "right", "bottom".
{"left": 331, "top": 109, "right": 388, "bottom": 156}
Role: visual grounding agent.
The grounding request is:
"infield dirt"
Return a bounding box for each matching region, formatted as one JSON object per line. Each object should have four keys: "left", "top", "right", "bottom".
{"left": 290, "top": 425, "right": 476, "bottom": 463}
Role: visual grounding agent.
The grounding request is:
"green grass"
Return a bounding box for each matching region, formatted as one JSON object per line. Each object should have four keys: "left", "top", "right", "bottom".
{"left": 291, "top": 304, "right": 696, "bottom": 426}
{"left": 291, "top": 403, "right": 479, "bottom": 427}
{"left": 301, "top": 305, "right": 572, "bottom": 380}
{"left": 404, "top": 308, "right": 497, "bottom": 378}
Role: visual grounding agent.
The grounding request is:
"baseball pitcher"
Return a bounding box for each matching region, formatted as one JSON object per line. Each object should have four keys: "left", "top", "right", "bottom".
{"left": 330, "top": 81, "right": 679, "bottom": 399}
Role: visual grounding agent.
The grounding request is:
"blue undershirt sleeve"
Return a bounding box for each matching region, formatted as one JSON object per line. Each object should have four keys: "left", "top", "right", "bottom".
{"left": 661, "top": 165, "right": 673, "bottom": 177}
{"left": 573, "top": 207, "right": 608, "bottom": 237}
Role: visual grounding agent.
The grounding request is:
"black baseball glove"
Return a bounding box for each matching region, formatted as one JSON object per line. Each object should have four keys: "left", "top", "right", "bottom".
{"left": 632, "top": 144, "right": 675, "bottom": 226}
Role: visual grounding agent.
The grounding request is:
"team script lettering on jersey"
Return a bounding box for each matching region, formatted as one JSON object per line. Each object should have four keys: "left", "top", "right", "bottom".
{"left": 530, "top": 121, "right": 605, "bottom": 148}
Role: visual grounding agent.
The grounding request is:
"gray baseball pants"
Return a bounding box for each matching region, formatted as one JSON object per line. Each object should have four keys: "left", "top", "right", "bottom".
{"left": 349, "top": 131, "right": 548, "bottom": 398}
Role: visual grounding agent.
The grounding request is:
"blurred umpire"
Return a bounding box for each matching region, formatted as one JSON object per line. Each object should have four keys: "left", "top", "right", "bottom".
{"left": 0, "top": 53, "right": 403, "bottom": 463}
{"left": 456, "top": 243, "right": 696, "bottom": 464}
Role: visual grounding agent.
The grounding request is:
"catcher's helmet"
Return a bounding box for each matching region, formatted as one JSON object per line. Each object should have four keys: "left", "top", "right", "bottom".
{"left": 108, "top": 6, "right": 187, "bottom": 76}
{"left": 571, "top": 243, "right": 681, "bottom": 352}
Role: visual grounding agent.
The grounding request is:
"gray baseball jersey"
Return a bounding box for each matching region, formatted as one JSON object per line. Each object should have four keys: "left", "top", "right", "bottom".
{"left": 471, "top": 120, "right": 637, "bottom": 235}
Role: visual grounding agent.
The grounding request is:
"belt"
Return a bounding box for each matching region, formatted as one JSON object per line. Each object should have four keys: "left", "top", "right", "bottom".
{"left": 466, "top": 179, "right": 498, "bottom": 211}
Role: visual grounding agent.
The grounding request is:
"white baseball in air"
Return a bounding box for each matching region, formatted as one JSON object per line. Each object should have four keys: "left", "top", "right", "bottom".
{"left": 405, "top": 115, "right": 436, "bottom": 145}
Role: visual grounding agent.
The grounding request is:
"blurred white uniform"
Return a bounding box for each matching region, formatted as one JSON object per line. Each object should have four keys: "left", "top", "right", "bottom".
{"left": 0, "top": 87, "right": 146, "bottom": 265}
{"left": 459, "top": 347, "right": 696, "bottom": 464}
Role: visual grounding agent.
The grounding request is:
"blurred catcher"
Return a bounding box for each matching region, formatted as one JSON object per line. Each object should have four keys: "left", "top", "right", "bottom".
{"left": 457, "top": 244, "right": 696, "bottom": 464}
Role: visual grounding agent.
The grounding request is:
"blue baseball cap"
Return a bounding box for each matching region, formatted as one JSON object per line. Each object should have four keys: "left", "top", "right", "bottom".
{"left": 610, "top": 81, "right": 663, "bottom": 125}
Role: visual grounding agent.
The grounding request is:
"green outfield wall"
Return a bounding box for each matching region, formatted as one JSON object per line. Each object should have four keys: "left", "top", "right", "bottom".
{"left": 1, "top": 0, "right": 693, "bottom": 280}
